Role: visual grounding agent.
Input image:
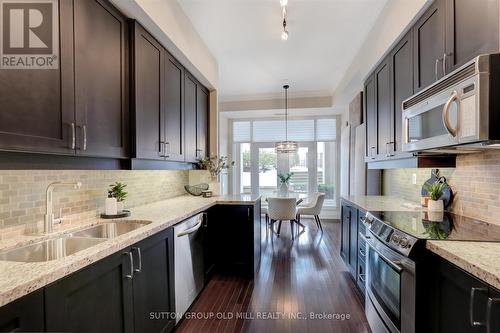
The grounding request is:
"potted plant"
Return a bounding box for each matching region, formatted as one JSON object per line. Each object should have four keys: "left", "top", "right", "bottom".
{"left": 195, "top": 156, "right": 235, "bottom": 195}
{"left": 278, "top": 172, "right": 294, "bottom": 195}
{"left": 424, "top": 181, "right": 445, "bottom": 212}
{"left": 108, "top": 182, "right": 128, "bottom": 213}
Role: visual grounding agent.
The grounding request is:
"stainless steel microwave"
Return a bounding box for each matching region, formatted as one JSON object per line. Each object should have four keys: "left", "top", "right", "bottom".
{"left": 402, "top": 54, "right": 500, "bottom": 153}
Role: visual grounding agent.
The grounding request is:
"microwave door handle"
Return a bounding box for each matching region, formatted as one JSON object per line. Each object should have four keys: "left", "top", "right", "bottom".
{"left": 442, "top": 90, "right": 458, "bottom": 137}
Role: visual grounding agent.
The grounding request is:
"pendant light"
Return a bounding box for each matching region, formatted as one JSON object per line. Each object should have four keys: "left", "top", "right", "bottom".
{"left": 275, "top": 85, "right": 298, "bottom": 153}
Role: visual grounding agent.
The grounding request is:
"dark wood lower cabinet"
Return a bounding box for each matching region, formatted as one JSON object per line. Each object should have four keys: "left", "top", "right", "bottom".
{"left": 45, "top": 228, "right": 174, "bottom": 333}
{"left": 205, "top": 201, "right": 261, "bottom": 278}
{"left": 45, "top": 249, "right": 134, "bottom": 332}
{"left": 131, "top": 228, "right": 175, "bottom": 333}
{"left": 0, "top": 290, "right": 44, "bottom": 332}
{"left": 423, "top": 252, "right": 500, "bottom": 333}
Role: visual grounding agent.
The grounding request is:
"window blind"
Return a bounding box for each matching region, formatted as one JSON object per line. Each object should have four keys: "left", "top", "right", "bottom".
{"left": 316, "top": 118, "right": 336, "bottom": 141}
{"left": 233, "top": 121, "right": 251, "bottom": 142}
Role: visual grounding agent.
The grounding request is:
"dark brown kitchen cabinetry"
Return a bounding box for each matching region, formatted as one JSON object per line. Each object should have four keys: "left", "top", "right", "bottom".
{"left": 444, "top": 0, "right": 500, "bottom": 73}
{"left": 0, "top": 290, "right": 44, "bottom": 332}
{"left": 0, "top": 0, "right": 128, "bottom": 159}
{"left": 164, "top": 54, "right": 185, "bottom": 161}
{"left": 423, "top": 252, "right": 500, "bottom": 333}
{"left": 413, "top": 0, "right": 446, "bottom": 92}
{"left": 73, "top": 0, "right": 129, "bottom": 158}
{"left": 197, "top": 85, "right": 209, "bottom": 160}
{"left": 340, "top": 201, "right": 357, "bottom": 277}
{"left": 364, "top": 74, "right": 377, "bottom": 160}
{"left": 0, "top": 0, "right": 74, "bottom": 155}
{"left": 390, "top": 32, "right": 414, "bottom": 154}
{"left": 132, "top": 23, "right": 165, "bottom": 160}
{"left": 45, "top": 227, "right": 174, "bottom": 333}
{"left": 375, "top": 58, "right": 393, "bottom": 159}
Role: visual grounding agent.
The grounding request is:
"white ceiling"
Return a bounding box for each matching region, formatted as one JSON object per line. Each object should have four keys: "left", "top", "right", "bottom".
{"left": 177, "top": 0, "right": 388, "bottom": 102}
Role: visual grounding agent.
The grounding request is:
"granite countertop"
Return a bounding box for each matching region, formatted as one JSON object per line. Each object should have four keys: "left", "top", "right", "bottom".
{"left": 426, "top": 241, "right": 500, "bottom": 290}
{"left": 342, "top": 195, "right": 500, "bottom": 290}
{"left": 0, "top": 194, "right": 260, "bottom": 307}
{"left": 341, "top": 195, "right": 423, "bottom": 211}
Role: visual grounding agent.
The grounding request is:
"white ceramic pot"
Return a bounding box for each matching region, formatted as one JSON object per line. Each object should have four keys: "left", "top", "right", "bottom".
{"left": 105, "top": 197, "right": 117, "bottom": 215}
{"left": 427, "top": 199, "right": 444, "bottom": 212}
{"left": 117, "top": 201, "right": 124, "bottom": 213}
{"left": 279, "top": 183, "right": 289, "bottom": 196}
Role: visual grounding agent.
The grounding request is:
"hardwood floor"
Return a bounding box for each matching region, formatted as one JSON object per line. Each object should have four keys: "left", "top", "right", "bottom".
{"left": 175, "top": 218, "right": 371, "bottom": 333}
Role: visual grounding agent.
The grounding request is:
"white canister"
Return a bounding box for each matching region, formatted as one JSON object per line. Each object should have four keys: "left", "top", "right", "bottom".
{"left": 117, "top": 201, "right": 124, "bottom": 213}
{"left": 105, "top": 197, "right": 118, "bottom": 215}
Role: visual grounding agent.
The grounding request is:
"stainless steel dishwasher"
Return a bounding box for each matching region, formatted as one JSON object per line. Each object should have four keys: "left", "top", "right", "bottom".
{"left": 174, "top": 213, "right": 205, "bottom": 323}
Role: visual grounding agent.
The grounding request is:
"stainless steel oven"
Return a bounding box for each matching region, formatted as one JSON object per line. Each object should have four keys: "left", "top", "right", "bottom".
{"left": 363, "top": 230, "right": 416, "bottom": 333}
{"left": 402, "top": 53, "right": 500, "bottom": 153}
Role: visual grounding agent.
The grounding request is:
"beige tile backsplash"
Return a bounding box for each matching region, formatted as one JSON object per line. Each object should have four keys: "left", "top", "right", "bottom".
{"left": 383, "top": 150, "right": 500, "bottom": 225}
{"left": 0, "top": 170, "right": 188, "bottom": 235}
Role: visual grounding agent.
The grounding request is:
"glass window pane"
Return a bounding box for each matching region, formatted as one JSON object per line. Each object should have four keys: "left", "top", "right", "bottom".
{"left": 240, "top": 143, "right": 251, "bottom": 193}
{"left": 317, "top": 142, "right": 336, "bottom": 207}
{"left": 258, "top": 148, "right": 277, "bottom": 199}
{"left": 288, "top": 147, "right": 309, "bottom": 194}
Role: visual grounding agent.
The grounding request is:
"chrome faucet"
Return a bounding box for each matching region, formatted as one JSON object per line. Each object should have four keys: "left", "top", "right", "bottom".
{"left": 44, "top": 182, "right": 82, "bottom": 234}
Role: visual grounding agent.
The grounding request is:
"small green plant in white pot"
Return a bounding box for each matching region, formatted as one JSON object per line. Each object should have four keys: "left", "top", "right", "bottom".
{"left": 278, "top": 172, "right": 294, "bottom": 195}
{"left": 108, "top": 182, "right": 128, "bottom": 213}
{"left": 424, "top": 181, "right": 445, "bottom": 212}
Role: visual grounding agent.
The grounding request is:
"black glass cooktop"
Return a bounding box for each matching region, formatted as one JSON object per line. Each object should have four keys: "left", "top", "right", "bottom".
{"left": 369, "top": 211, "right": 500, "bottom": 242}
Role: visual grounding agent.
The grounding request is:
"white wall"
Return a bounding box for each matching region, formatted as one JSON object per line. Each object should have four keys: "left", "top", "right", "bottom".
{"left": 110, "top": 0, "right": 218, "bottom": 90}
{"left": 333, "top": 0, "right": 430, "bottom": 109}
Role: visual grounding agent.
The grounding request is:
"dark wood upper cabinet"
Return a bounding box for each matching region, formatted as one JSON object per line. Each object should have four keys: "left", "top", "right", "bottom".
{"left": 413, "top": 0, "right": 446, "bottom": 92}
{"left": 73, "top": 0, "right": 129, "bottom": 158}
{"left": 375, "top": 58, "right": 392, "bottom": 159}
{"left": 132, "top": 23, "right": 165, "bottom": 160}
{"left": 364, "top": 74, "right": 377, "bottom": 160}
{"left": 184, "top": 74, "right": 198, "bottom": 163}
{"left": 0, "top": 0, "right": 74, "bottom": 155}
{"left": 164, "top": 54, "right": 185, "bottom": 161}
{"left": 196, "top": 85, "right": 209, "bottom": 160}
{"left": 445, "top": 0, "right": 500, "bottom": 73}
{"left": 390, "top": 32, "right": 414, "bottom": 154}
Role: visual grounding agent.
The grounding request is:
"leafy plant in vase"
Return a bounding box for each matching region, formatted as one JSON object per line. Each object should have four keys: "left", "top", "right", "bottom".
{"left": 424, "top": 181, "right": 445, "bottom": 212}
{"left": 108, "top": 182, "right": 128, "bottom": 213}
{"left": 278, "top": 172, "right": 294, "bottom": 195}
{"left": 197, "top": 156, "right": 235, "bottom": 195}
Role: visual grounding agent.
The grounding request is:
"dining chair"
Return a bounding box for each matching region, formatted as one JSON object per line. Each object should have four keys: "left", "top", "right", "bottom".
{"left": 267, "top": 197, "right": 299, "bottom": 239}
{"left": 261, "top": 206, "right": 269, "bottom": 224}
{"left": 296, "top": 192, "right": 326, "bottom": 231}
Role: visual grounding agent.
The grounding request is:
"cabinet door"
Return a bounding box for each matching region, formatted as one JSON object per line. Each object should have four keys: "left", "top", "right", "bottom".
{"left": 487, "top": 288, "right": 500, "bottom": 333}
{"left": 132, "top": 228, "right": 175, "bottom": 333}
{"left": 203, "top": 208, "right": 216, "bottom": 282}
{"left": 45, "top": 250, "right": 134, "bottom": 333}
{"left": 184, "top": 74, "right": 198, "bottom": 162}
{"left": 73, "top": 0, "right": 129, "bottom": 158}
{"left": 445, "top": 0, "right": 500, "bottom": 73}
{"left": 0, "top": 0, "right": 74, "bottom": 155}
{"left": 413, "top": 0, "right": 446, "bottom": 92}
{"left": 364, "top": 74, "right": 377, "bottom": 160}
{"left": 164, "top": 54, "right": 185, "bottom": 161}
{"left": 391, "top": 32, "right": 414, "bottom": 154}
{"left": 425, "top": 254, "right": 488, "bottom": 333}
{"left": 133, "top": 23, "right": 165, "bottom": 160}
{"left": 348, "top": 207, "right": 358, "bottom": 277}
{"left": 340, "top": 203, "right": 351, "bottom": 262}
{"left": 0, "top": 290, "right": 44, "bottom": 332}
{"left": 196, "top": 85, "right": 209, "bottom": 160}
{"left": 375, "top": 59, "right": 392, "bottom": 159}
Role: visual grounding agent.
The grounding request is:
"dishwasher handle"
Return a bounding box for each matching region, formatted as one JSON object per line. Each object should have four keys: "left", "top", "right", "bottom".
{"left": 176, "top": 216, "right": 203, "bottom": 237}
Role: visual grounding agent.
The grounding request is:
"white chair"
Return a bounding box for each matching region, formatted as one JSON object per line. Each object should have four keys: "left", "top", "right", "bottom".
{"left": 267, "top": 197, "right": 299, "bottom": 238}
{"left": 296, "top": 192, "right": 325, "bottom": 231}
{"left": 261, "top": 206, "right": 269, "bottom": 224}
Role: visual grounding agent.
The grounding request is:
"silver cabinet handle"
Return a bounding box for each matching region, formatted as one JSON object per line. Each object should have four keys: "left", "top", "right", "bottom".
{"left": 70, "top": 123, "right": 76, "bottom": 150}
{"left": 159, "top": 141, "right": 166, "bottom": 157}
{"left": 435, "top": 58, "right": 440, "bottom": 80}
{"left": 443, "top": 53, "right": 447, "bottom": 76}
{"left": 82, "top": 125, "right": 87, "bottom": 151}
{"left": 359, "top": 248, "right": 366, "bottom": 257}
{"left": 469, "top": 287, "right": 488, "bottom": 326}
{"left": 486, "top": 297, "right": 500, "bottom": 333}
{"left": 164, "top": 142, "right": 170, "bottom": 158}
{"left": 442, "top": 90, "right": 458, "bottom": 137}
{"left": 132, "top": 247, "right": 142, "bottom": 273}
{"left": 124, "top": 251, "right": 134, "bottom": 279}
{"left": 358, "top": 273, "right": 366, "bottom": 283}
{"left": 202, "top": 212, "right": 208, "bottom": 227}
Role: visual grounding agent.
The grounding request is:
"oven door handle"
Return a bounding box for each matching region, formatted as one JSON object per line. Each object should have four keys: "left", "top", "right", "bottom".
{"left": 365, "top": 237, "right": 404, "bottom": 273}
{"left": 442, "top": 90, "right": 458, "bottom": 137}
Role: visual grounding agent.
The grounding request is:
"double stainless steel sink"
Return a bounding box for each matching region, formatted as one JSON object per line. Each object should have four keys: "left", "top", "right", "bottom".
{"left": 0, "top": 221, "right": 150, "bottom": 263}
